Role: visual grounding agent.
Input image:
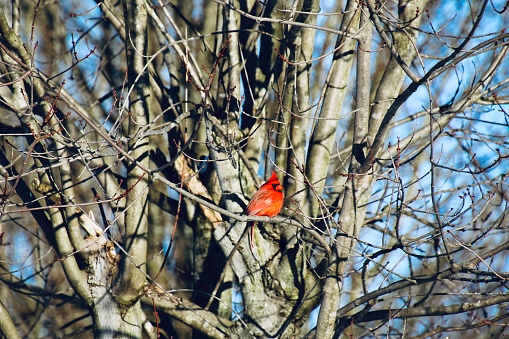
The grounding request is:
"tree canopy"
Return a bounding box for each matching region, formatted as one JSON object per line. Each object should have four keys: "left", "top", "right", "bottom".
{"left": 0, "top": 0, "right": 509, "bottom": 338}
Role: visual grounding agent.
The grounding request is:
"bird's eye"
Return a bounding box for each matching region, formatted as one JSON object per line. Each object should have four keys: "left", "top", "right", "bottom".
{"left": 272, "top": 184, "right": 282, "bottom": 191}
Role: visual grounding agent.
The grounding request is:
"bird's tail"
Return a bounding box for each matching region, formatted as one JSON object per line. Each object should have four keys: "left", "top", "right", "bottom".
{"left": 248, "top": 221, "right": 255, "bottom": 250}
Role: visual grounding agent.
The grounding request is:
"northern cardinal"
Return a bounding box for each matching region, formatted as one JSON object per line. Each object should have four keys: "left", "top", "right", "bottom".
{"left": 245, "top": 171, "right": 284, "bottom": 249}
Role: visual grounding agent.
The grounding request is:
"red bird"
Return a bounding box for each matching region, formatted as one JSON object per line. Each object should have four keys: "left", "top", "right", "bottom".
{"left": 245, "top": 171, "right": 284, "bottom": 249}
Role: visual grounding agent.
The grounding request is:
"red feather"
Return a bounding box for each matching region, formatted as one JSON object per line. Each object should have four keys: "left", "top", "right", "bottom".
{"left": 245, "top": 171, "right": 284, "bottom": 249}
